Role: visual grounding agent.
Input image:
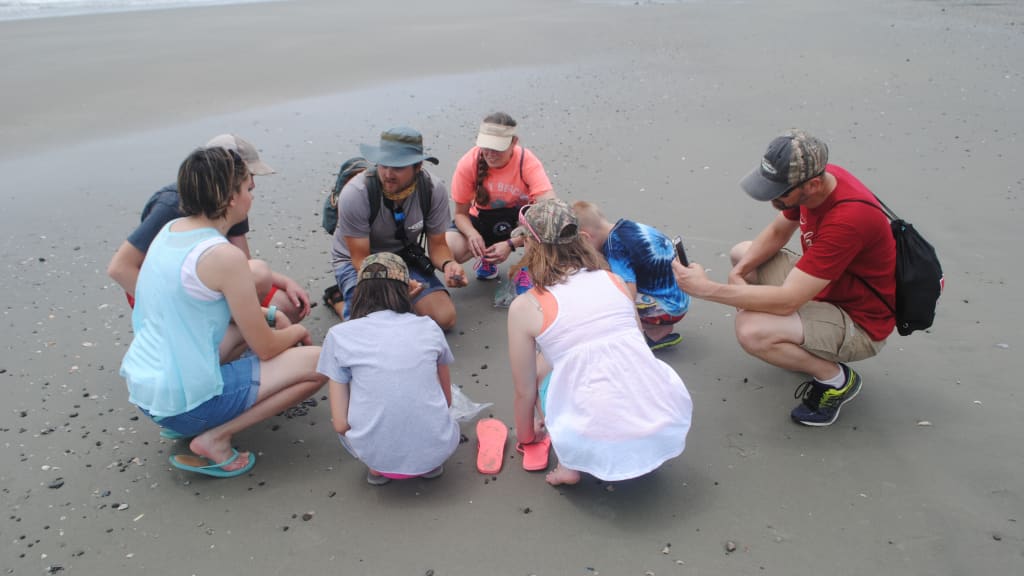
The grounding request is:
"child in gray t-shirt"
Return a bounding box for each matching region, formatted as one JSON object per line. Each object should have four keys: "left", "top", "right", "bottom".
{"left": 316, "top": 253, "right": 460, "bottom": 485}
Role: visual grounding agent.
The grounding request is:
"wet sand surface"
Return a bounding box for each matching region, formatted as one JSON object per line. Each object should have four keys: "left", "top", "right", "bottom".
{"left": 1, "top": 0, "right": 1022, "bottom": 574}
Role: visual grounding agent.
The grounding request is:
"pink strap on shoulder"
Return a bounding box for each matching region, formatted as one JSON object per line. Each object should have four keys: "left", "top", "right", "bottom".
{"left": 529, "top": 287, "right": 559, "bottom": 333}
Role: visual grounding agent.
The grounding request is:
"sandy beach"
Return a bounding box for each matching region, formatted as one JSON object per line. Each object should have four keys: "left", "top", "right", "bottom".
{"left": 2, "top": 0, "right": 1023, "bottom": 574}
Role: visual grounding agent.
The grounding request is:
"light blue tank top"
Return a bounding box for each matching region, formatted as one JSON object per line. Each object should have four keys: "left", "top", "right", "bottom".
{"left": 120, "top": 222, "right": 231, "bottom": 417}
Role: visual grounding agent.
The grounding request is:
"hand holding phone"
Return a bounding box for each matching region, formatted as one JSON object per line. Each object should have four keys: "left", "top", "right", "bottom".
{"left": 672, "top": 236, "right": 690, "bottom": 267}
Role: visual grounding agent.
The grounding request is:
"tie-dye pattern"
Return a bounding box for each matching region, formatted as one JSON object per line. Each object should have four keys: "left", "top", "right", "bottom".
{"left": 602, "top": 219, "right": 690, "bottom": 316}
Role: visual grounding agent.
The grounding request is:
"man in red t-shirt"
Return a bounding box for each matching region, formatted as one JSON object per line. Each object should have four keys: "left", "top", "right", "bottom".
{"left": 674, "top": 130, "right": 895, "bottom": 426}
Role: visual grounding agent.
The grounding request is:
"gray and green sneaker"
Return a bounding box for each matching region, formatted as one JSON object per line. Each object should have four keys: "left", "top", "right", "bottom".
{"left": 790, "top": 364, "right": 862, "bottom": 426}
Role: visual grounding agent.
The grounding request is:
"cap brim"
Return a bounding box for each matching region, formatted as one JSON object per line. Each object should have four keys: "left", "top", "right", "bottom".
{"left": 246, "top": 160, "right": 275, "bottom": 176}
{"left": 740, "top": 168, "right": 789, "bottom": 201}
{"left": 359, "top": 144, "right": 438, "bottom": 167}
{"left": 511, "top": 226, "right": 528, "bottom": 239}
{"left": 476, "top": 133, "right": 513, "bottom": 152}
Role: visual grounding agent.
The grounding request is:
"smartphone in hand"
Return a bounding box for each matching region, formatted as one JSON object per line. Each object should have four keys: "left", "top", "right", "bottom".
{"left": 672, "top": 236, "right": 690, "bottom": 267}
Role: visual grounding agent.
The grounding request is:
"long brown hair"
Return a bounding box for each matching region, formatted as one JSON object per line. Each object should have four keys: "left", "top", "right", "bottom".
{"left": 520, "top": 236, "right": 609, "bottom": 292}
{"left": 348, "top": 278, "right": 413, "bottom": 319}
{"left": 474, "top": 111, "right": 517, "bottom": 207}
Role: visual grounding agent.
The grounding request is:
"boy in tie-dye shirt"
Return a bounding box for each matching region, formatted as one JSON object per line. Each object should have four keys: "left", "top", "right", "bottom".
{"left": 574, "top": 201, "right": 690, "bottom": 350}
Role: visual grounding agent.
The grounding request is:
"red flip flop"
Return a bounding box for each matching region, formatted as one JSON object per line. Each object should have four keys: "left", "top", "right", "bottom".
{"left": 476, "top": 418, "right": 508, "bottom": 475}
{"left": 516, "top": 436, "right": 551, "bottom": 472}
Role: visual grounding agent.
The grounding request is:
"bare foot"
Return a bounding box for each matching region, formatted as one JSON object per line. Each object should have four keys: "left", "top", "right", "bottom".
{"left": 189, "top": 433, "right": 250, "bottom": 472}
{"left": 545, "top": 464, "right": 581, "bottom": 486}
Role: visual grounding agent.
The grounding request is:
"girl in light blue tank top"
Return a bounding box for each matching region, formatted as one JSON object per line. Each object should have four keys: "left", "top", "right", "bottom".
{"left": 120, "top": 147, "right": 326, "bottom": 478}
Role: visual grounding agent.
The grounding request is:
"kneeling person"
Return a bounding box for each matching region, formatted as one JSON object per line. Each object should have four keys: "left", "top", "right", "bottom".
{"left": 331, "top": 127, "right": 467, "bottom": 331}
{"left": 318, "top": 253, "right": 459, "bottom": 485}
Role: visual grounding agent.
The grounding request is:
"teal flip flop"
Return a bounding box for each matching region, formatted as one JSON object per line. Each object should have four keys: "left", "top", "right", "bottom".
{"left": 169, "top": 449, "right": 255, "bottom": 478}
{"left": 159, "top": 428, "right": 190, "bottom": 440}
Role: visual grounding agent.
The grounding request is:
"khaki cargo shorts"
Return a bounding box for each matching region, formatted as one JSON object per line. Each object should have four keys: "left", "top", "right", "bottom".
{"left": 755, "top": 250, "right": 885, "bottom": 363}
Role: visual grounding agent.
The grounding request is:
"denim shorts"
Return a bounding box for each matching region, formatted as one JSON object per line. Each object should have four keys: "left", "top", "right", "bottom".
{"left": 144, "top": 356, "right": 260, "bottom": 437}
{"left": 334, "top": 259, "right": 447, "bottom": 320}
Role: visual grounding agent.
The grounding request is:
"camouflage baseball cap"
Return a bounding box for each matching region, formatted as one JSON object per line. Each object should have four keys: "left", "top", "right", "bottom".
{"left": 358, "top": 252, "right": 409, "bottom": 284}
{"left": 740, "top": 129, "right": 829, "bottom": 201}
{"left": 511, "top": 199, "right": 579, "bottom": 245}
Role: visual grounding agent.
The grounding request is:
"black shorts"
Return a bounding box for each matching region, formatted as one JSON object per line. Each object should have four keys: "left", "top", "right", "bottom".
{"left": 470, "top": 206, "right": 520, "bottom": 246}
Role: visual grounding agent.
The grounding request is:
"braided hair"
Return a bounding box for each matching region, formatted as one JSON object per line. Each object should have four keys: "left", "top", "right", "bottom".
{"left": 474, "top": 111, "right": 517, "bottom": 207}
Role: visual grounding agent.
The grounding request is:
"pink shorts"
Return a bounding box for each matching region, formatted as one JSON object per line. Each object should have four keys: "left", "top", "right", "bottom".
{"left": 379, "top": 472, "right": 420, "bottom": 480}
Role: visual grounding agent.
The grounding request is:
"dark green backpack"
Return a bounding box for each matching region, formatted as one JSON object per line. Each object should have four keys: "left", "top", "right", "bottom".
{"left": 322, "top": 158, "right": 434, "bottom": 241}
{"left": 322, "top": 157, "right": 371, "bottom": 234}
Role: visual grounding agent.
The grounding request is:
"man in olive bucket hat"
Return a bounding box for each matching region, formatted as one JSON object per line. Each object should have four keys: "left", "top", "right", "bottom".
{"left": 330, "top": 127, "right": 467, "bottom": 331}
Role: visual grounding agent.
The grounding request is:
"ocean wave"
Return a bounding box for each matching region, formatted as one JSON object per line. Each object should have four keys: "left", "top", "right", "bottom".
{"left": 0, "top": 0, "right": 279, "bottom": 21}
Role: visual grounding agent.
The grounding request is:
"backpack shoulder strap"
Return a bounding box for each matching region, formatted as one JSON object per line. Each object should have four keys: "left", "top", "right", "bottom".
{"left": 829, "top": 198, "right": 896, "bottom": 315}
{"left": 832, "top": 197, "right": 890, "bottom": 220}
{"left": 519, "top": 146, "right": 529, "bottom": 192}
{"left": 833, "top": 193, "right": 899, "bottom": 221}
{"left": 416, "top": 170, "right": 433, "bottom": 243}
{"left": 365, "top": 168, "right": 433, "bottom": 242}
{"left": 365, "top": 167, "right": 382, "bottom": 226}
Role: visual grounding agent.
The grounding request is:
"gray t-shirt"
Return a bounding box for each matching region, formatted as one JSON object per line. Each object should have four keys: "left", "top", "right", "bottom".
{"left": 330, "top": 170, "right": 451, "bottom": 270}
{"left": 316, "top": 310, "right": 460, "bottom": 475}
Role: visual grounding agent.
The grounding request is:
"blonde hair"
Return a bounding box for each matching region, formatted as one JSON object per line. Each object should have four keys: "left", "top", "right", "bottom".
{"left": 521, "top": 235, "right": 609, "bottom": 292}
{"left": 571, "top": 200, "right": 608, "bottom": 233}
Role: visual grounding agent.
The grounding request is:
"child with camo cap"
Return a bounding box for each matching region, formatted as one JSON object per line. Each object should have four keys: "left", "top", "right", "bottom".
{"left": 507, "top": 199, "right": 692, "bottom": 486}
{"left": 316, "top": 253, "right": 460, "bottom": 485}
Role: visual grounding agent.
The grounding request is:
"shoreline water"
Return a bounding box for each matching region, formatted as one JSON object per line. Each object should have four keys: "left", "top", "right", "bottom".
{"left": 0, "top": 0, "right": 279, "bottom": 22}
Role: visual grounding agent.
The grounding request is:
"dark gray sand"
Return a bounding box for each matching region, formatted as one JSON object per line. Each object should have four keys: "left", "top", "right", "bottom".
{"left": 1, "top": 0, "right": 1022, "bottom": 574}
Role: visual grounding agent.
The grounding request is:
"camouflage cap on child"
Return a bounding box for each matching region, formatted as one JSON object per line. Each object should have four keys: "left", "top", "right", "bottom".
{"left": 358, "top": 252, "right": 410, "bottom": 284}
{"left": 511, "top": 198, "right": 579, "bottom": 245}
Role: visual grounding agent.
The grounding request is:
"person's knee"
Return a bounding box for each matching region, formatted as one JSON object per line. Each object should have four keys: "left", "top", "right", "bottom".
{"left": 730, "top": 241, "right": 752, "bottom": 266}
{"left": 293, "top": 346, "right": 328, "bottom": 386}
{"left": 734, "top": 312, "right": 773, "bottom": 355}
{"left": 418, "top": 295, "right": 457, "bottom": 331}
{"left": 431, "top": 305, "right": 457, "bottom": 331}
{"left": 445, "top": 231, "right": 471, "bottom": 263}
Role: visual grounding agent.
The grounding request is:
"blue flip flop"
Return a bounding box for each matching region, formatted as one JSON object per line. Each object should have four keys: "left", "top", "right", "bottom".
{"left": 169, "top": 449, "right": 255, "bottom": 478}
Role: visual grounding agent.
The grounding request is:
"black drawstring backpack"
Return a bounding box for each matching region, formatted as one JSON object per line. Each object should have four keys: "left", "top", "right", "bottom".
{"left": 835, "top": 196, "right": 944, "bottom": 336}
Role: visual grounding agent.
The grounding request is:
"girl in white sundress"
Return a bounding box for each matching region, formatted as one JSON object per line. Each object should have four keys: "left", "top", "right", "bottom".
{"left": 507, "top": 199, "right": 693, "bottom": 486}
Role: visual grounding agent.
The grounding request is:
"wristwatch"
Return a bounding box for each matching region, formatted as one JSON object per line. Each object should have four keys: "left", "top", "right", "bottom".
{"left": 266, "top": 305, "right": 277, "bottom": 328}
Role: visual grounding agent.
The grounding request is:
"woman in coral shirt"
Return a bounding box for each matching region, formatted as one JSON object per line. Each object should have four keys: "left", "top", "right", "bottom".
{"left": 445, "top": 112, "right": 555, "bottom": 281}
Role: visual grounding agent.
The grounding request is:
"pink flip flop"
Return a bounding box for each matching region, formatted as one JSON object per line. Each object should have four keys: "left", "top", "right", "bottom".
{"left": 476, "top": 418, "right": 508, "bottom": 475}
{"left": 516, "top": 436, "right": 551, "bottom": 472}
